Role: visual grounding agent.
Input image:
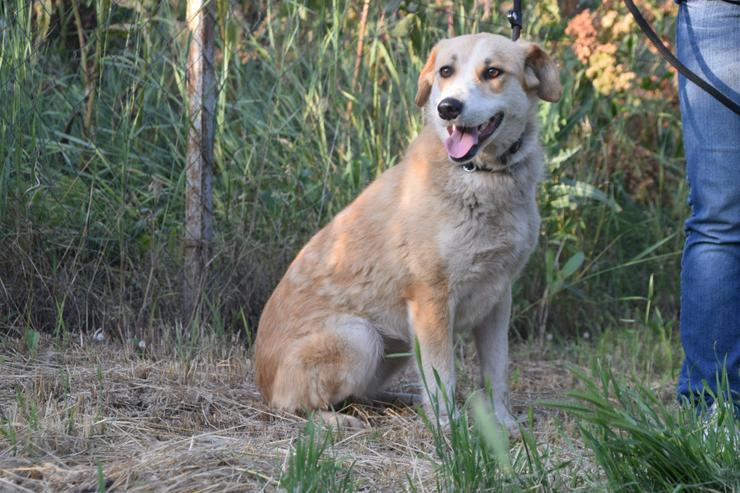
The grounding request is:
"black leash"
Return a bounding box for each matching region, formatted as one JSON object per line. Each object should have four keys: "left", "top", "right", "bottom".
{"left": 506, "top": 0, "right": 739, "bottom": 114}
{"left": 624, "top": 0, "right": 740, "bottom": 116}
{"left": 507, "top": 0, "right": 522, "bottom": 41}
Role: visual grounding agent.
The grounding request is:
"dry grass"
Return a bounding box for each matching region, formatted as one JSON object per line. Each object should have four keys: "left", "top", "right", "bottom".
{"left": 0, "top": 334, "right": 605, "bottom": 492}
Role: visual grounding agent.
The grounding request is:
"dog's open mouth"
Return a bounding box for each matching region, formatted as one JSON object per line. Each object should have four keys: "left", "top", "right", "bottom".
{"left": 444, "top": 112, "right": 504, "bottom": 163}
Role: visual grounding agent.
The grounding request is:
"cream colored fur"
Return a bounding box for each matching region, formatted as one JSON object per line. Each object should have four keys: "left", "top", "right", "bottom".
{"left": 254, "top": 33, "right": 561, "bottom": 429}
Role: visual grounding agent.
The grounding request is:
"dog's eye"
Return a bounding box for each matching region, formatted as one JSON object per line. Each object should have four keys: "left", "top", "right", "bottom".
{"left": 483, "top": 67, "right": 503, "bottom": 80}
{"left": 439, "top": 66, "right": 454, "bottom": 78}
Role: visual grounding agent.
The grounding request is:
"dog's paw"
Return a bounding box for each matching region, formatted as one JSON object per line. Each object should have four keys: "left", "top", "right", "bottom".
{"left": 437, "top": 410, "right": 451, "bottom": 430}
{"left": 495, "top": 411, "right": 518, "bottom": 428}
{"left": 420, "top": 401, "right": 456, "bottom": 432}
{"left": 371, "top": 390, "right": 422, "bottom": 407}
{"left": 316, "top": 411, "right": 368, "bottom": 432}
{"left": 495, "top": 410, "right": 522, "bottom": 438}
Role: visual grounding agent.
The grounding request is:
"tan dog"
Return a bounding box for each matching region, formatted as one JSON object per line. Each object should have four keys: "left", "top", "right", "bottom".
{"left": 254, "top": 33, "right": 561, "bottom": 429}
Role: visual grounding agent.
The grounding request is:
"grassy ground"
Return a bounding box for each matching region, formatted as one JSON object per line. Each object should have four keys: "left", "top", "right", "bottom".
{"left": 0, "top": 322, "right": 687, "bottom": 492}
{"left": 4, "top": 332, "right": 738, "bottom": 492}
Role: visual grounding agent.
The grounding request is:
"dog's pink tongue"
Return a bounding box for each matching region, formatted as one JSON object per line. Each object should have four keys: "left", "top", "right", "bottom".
{"left": 444, "top": 127, "right": 479, "bottom": 159}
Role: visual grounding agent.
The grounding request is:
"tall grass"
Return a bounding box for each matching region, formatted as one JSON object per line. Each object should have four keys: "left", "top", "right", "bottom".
{"left": 552, "top": 360, "right": 740, "bottom": 492}
{"left": 279, "top": 345, "right": 570, "bottom": 493}
{"left": 417, "top": 390, "right": 565, "bottom": 492}
{"left": 411, "top": 341, "right": 568, "bottom": 492}
{"left": 279, "top": 419, "right": 356, "bottom": 493}
{"left": 1, "top": 0, "right": 685, "bottom": 343}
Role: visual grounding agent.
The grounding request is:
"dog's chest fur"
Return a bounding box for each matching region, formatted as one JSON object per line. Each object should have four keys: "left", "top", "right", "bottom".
{"left": 437, "top": 171, "right": 540, "bottom": 331}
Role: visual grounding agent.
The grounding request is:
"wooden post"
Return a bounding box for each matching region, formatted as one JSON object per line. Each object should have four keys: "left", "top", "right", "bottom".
{"left": 184, "top": 0, "right": 215, "bottom": 325}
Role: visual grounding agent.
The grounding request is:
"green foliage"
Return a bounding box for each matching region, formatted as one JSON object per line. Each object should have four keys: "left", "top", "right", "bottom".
{"left": 0, "top": 419, "right": 18, "bottom": 453}
{"left": 279, "top": 419, "right": 355, "bottom": 493}
{"left": 0, "top": 0, "right": 685, "bottom": 339}
{"left": 551, "top": 361, "right": 740, "bottom": 493}
{"left": 414, "top": 341, "right": 565, "bottom": 492}
{"left": 419, "top": 392, "right": 564, "bottom": 492}
{"left": 24, "top": 327, "right": 41, "bottom": 356}
{"left": 96, "top": 461, "right": 107, "bottom": 493}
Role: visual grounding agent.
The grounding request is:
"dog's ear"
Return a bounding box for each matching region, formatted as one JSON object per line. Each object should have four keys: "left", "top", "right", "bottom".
{"left": 415, "top": 46, "right": 438, "bottom": 107}
{"left": 523, "top": 43, "right": 562, "bottom": 102}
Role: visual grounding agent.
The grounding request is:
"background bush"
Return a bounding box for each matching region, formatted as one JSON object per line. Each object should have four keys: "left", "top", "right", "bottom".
{"left": 0, "top": 0, "right": 685, "bottom": 343}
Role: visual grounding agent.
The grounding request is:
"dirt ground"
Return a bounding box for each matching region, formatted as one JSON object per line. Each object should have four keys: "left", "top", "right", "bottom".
{"left": 0, "top": 334, "right": 592, "bottom": 492}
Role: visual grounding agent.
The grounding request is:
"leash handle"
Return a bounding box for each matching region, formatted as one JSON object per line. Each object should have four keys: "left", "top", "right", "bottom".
{"left": 507, "top": 0, "right": 522, "bottom": 41}
{"left": 624, "top": 0, "right": 740, "bottom": 116}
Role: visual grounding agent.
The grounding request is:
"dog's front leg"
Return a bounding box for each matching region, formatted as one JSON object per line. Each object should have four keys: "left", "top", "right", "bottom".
{"left": 473, "top": 285, "right": 517, "bottom": 430}
{"left": 406, "top": 284, "right": 455, "bottom": 423}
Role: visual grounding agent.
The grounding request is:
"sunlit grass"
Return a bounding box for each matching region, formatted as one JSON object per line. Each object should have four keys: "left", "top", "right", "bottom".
{"left": 279, "top": 419, "right": 356, "bottom": 493}
{"left": 550, "top": 361, "right": 740, "bottom": 493}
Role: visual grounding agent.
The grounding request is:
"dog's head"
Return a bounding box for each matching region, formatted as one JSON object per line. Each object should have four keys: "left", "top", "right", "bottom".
{"left": 415, "top": 33, "right": 561, "bottom": 164}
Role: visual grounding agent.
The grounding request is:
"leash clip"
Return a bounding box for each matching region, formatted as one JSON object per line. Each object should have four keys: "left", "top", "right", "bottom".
{"left": 507, "top": 0, "right": 522, "bottom": 41}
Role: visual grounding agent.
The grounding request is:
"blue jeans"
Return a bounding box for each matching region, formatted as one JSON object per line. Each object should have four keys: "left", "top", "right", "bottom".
{"left": 676, "top": 0, "right": 740, "bottom": 405}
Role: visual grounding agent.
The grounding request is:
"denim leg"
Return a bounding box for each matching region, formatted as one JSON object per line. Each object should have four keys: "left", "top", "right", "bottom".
{"left": 676, "top": 1, "right": 740, "bottom": 403}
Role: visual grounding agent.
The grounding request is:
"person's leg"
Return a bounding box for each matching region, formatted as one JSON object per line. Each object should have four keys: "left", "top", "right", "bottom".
{"left": 676, "top": 0, "right": 740, "bottom": 406}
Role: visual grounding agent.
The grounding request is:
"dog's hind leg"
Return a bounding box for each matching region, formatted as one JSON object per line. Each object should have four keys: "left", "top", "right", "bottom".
{"left": 269, "top": 315, "right": 384, "bottom": 417}
{"left": 365, "top": 351, "right": 421, "bottom": 406}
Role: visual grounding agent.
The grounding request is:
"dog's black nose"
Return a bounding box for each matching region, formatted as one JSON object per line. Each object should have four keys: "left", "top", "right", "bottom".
{"left": 437, "top": 98, "right": 463, "bottom": 120}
